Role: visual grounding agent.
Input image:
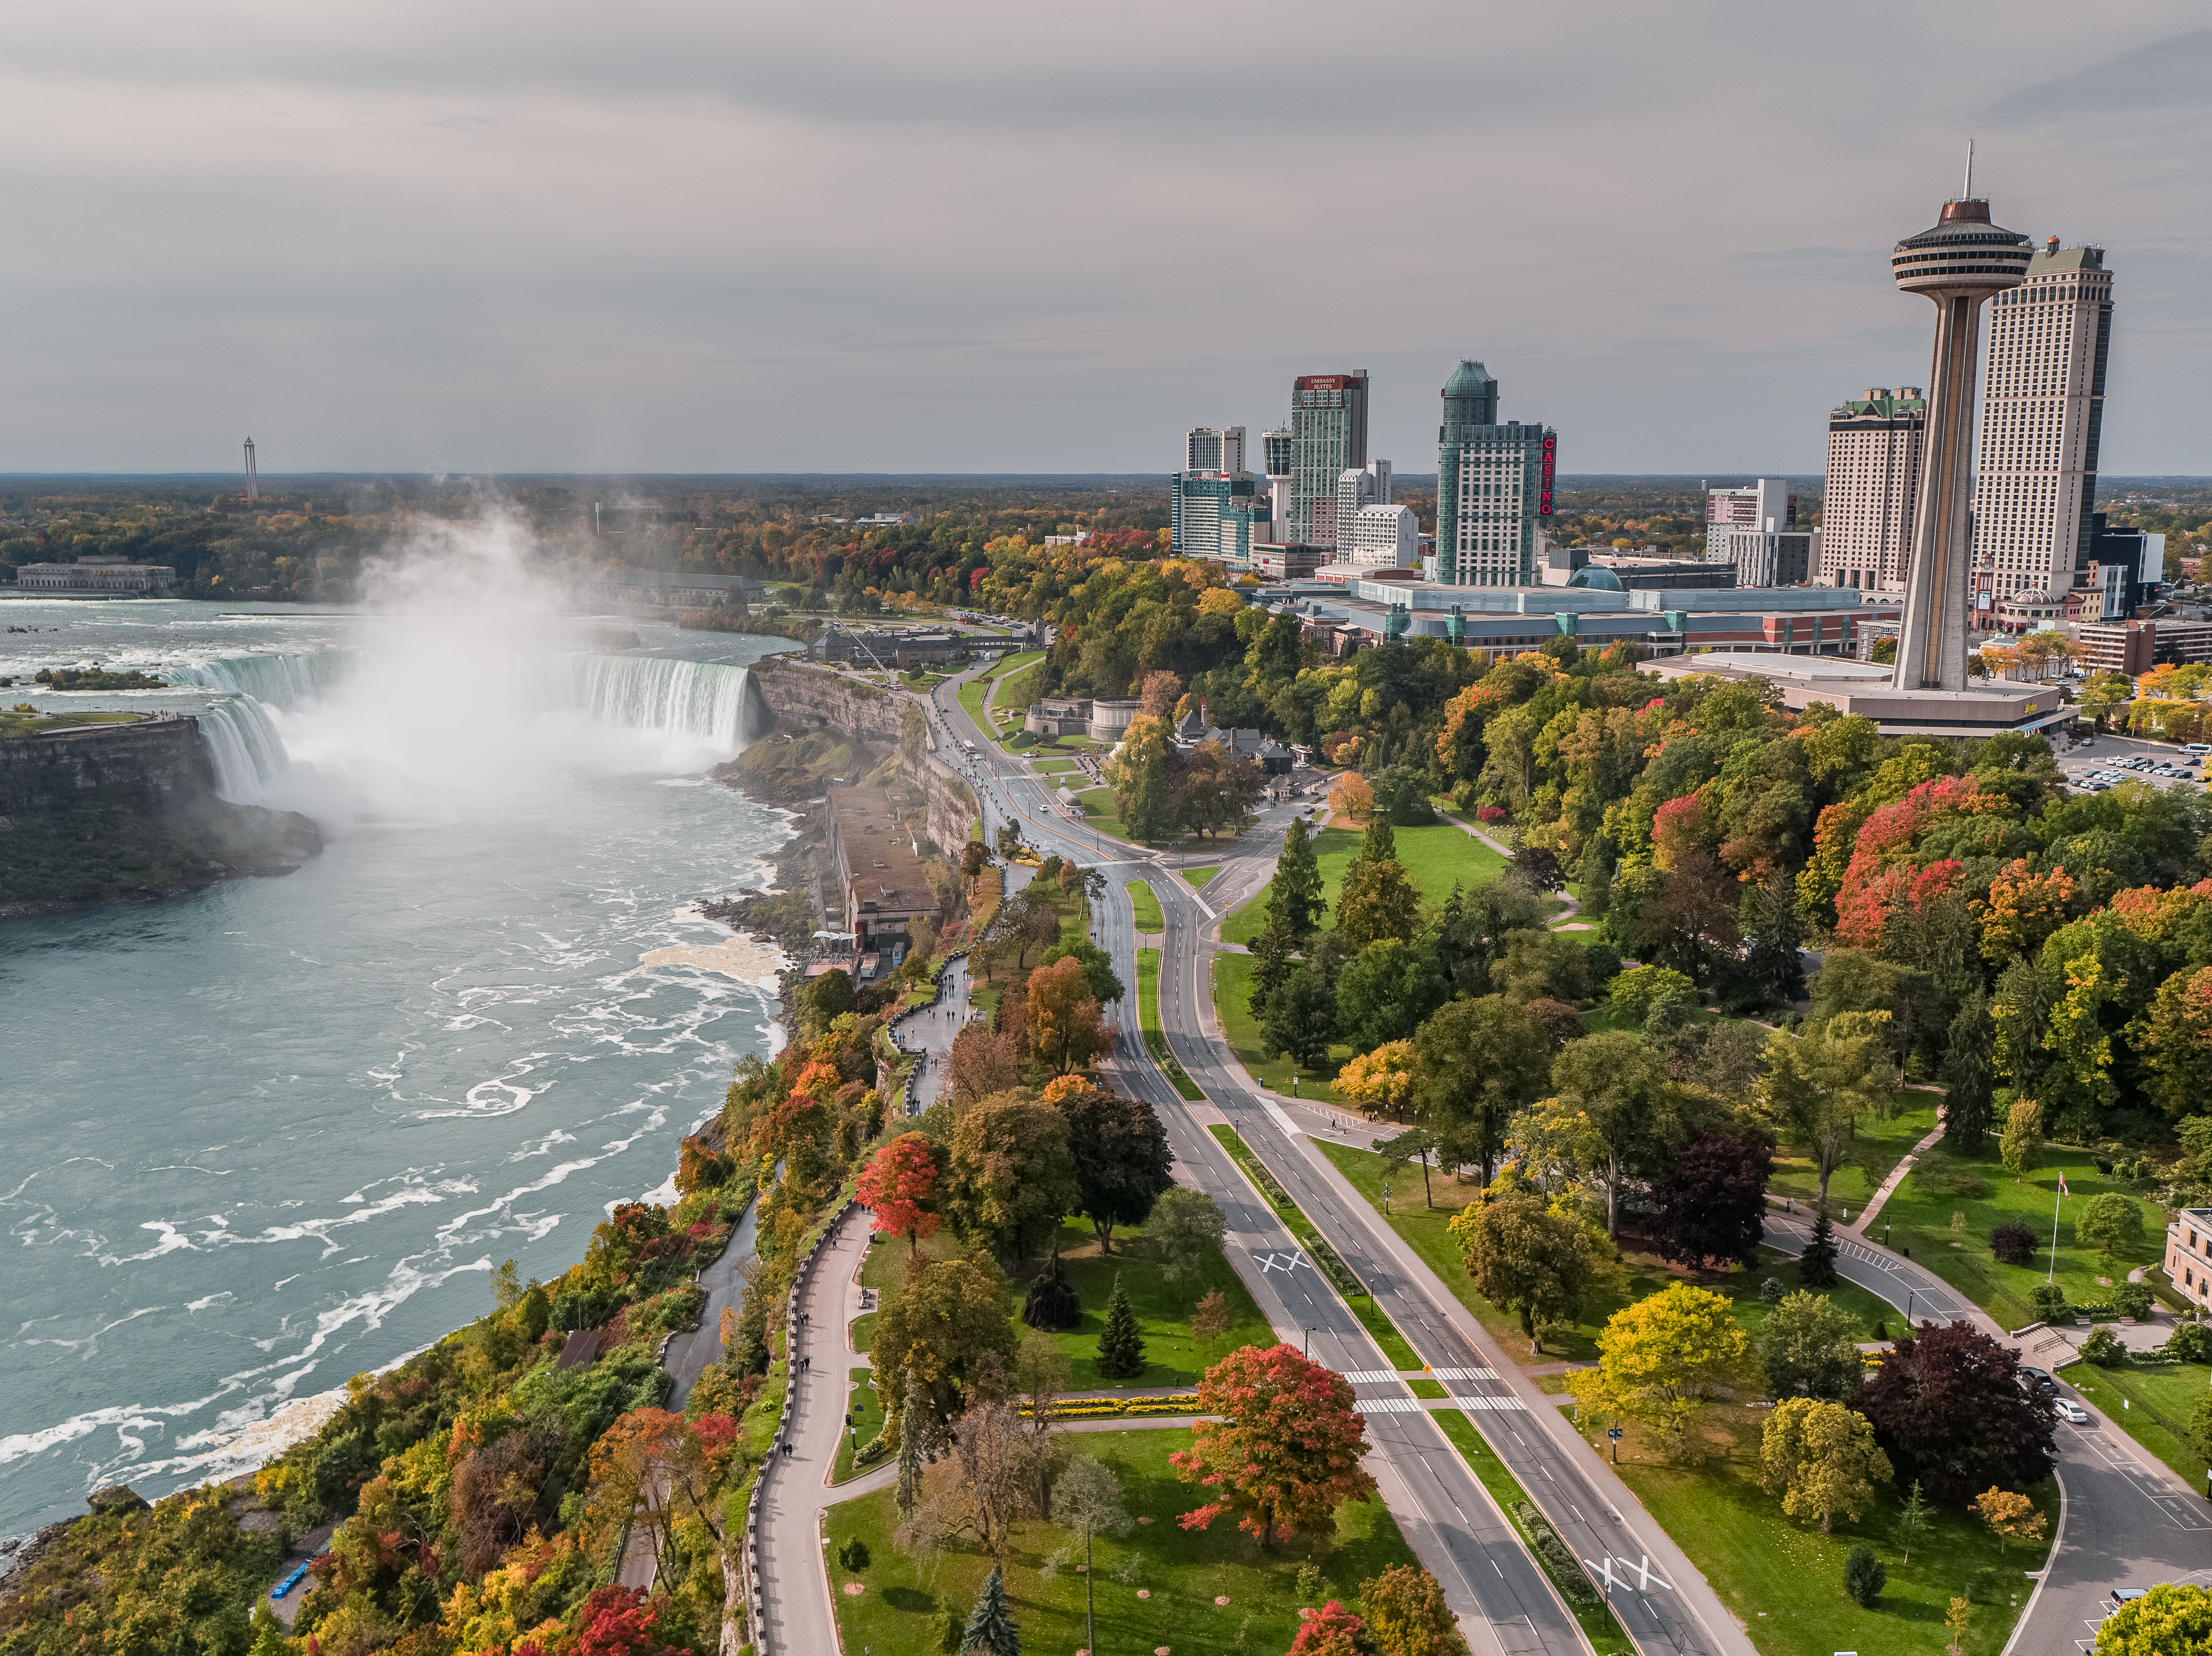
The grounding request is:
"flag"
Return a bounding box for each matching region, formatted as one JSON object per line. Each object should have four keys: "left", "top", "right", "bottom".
{"left": 2058, "top": 1172, "right": 2070, "bottom": 1198}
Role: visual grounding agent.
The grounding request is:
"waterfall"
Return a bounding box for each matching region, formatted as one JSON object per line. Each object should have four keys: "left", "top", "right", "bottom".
{"left": 178, "top": 651, "right": 352, "bottom": 709}
{"left": 563, "top": 656, "right": 753, "bottom": 754}
{"left": 197, "top": 697, "right": 293, "bottom": 803}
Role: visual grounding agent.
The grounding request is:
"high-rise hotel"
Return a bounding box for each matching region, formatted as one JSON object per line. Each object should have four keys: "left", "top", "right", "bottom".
{"left": 1819, "top": 388, "right": 1925, "bottom": 592}
{"left": 1972, "top": 240, "right": 2114, "bottom": 605}
{"left": 1288, "top": 373, "right": 1369, "bottom": 547}
{"left": 1434, "top": 359, "right": 1554, "bottom": 587}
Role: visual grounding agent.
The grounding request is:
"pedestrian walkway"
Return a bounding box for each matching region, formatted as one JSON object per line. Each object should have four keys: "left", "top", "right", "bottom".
{"left": 894, "top": 955, "right": 975, "bottom": 1114}
{"left": 1844, "top": 1111, "right": 1945, "bottom": 1238}
{"left": 753, "top": 1205, "right": 870, "bottom": 1656}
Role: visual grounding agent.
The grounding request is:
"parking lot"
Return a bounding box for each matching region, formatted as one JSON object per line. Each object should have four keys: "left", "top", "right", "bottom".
{"left": 2052, "top": 729, "right": 2208, "bottom": 793}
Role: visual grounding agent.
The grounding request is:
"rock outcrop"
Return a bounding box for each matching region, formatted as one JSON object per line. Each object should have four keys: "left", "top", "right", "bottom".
{"left": 1, "top": 717, "right": 322, "bottom": 918}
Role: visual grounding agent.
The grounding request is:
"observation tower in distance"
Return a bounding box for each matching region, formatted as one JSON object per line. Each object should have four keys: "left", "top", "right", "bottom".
{"left": 1888, "top": 147, "right": 2031, "bottom": 692}
{"left": 243, "top": 436, "right": 258, "bottom": 501}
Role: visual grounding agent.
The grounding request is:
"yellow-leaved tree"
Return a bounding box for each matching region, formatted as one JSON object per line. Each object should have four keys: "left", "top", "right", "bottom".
{"left": 1759, "top": 1398, "right": 1891, "bottom": 1532}
{"left": 1569, "top": 1282, "right": 1754, "bottom": 1460}
{"left": 1335, "top": 1039, "right": 1416, "bottom": 1120}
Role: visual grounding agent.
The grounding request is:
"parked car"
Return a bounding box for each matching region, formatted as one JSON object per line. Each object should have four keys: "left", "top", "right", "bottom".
{"left": 2020, "top": 1365, "right": 2058, "bottom": 1397}
{"left": 2053, "top": 1398, "right": 2090, "bottom": 1425}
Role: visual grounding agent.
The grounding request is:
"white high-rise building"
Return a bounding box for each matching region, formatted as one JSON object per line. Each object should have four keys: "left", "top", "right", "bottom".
{"left": 1334, "top": 459, "right": 1392, "bottom": 541}
{"left": 1820, "top": 390, "right": 1924, "bottom": 592}
{"left": 1340, "top": 504, "right": 1418, "bottom": 567}
{"left": 1262, "top": 428, "right": 1293, "bottom": 544}
{"left": 1973, "top": 242, "right": 2114, "bottom": 605}
{"left": 1185, "top": 426, "right": 1245, "bottom": 473}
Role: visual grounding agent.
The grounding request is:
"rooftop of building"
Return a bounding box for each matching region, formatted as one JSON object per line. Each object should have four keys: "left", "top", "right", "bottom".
{"left": 1442, "top": 359, "right": 1496, "bottom": 396}
{"left": 2028, "top": 243, "right": 2105, "bottom": 274}
{"left": 826, "top": 786, "right": 936, "bottom": 913}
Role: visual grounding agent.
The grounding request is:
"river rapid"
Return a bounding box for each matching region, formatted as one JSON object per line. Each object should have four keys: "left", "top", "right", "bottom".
{"left": 0, "top": 572, "right": 795, "bottom": 1538}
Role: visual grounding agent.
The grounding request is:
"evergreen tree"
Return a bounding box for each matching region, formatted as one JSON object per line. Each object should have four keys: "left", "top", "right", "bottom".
{"left": 1248, "top": 921, "right": 1296, "bottom": 1019}
{"left": 1892, "top": 1479, "right": 1932, "bottom": 1563}
{"left": 896, "top": 1365, "right": 928, "bottom": 1522}
{"left": 1021, "top": 1253, "right": 1082, "bottom": 1330}
{"left": 1095, "top": 1273, "right": 1146, "bottom": 1380}
{"left": 1841, "top": 1542, "right": 1886, "bottom": 1607}
{"left": 1742, "top": 875, "right": 1806, "bottom": 1007}
{"left": 1269, "top": 817, "right": 1324, "bottom": 938}
{"left": 1940, "top": 988, "right": 1996, "bottom": 1156}
{"left": 961, "top": 1565, "right": 1022, "bottom": 1655}
{"left": 1360, "top": 816, "right": 1397, "bottom": 864}
{"left": 1799, "top": 1210, "right": 1839, "bottom": 1289}
{"left": 1577, "top": 840, "right": 1613, "bottom": 921}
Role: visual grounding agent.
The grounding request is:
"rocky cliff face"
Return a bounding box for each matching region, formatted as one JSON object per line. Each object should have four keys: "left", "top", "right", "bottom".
{"left": 743, "top": 657, "right": 906, "bottom": 746}
{"left": 738, "top": 657, "right": 975, "bottom": 855}
{"left": 1, "top": 717, "right": 323, "bottom": 918}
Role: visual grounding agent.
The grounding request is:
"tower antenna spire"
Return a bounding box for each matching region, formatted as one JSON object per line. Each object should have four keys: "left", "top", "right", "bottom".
{"left": 1963, "top": 138, "right": 1974, "bottom": 200}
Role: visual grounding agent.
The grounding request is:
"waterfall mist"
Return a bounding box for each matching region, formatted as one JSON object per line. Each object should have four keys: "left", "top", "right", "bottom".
{"left": 192, "top": 514, "right": 755, "bottom": 825}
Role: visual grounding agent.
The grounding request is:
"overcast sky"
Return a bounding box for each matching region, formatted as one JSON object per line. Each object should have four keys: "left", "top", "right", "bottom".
{"left": 4, "top": 1, "right": 2206, "bottom": 477}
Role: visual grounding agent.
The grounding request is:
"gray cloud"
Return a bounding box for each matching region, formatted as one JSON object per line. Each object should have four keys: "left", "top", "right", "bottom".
{"left": 1, "top": 0, "right": 2206, "bottom": 474}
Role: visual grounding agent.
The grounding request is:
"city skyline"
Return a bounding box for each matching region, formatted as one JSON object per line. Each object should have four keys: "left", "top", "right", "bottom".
{"left": 2, "top": 3, "right": 2207, "bottom": 476}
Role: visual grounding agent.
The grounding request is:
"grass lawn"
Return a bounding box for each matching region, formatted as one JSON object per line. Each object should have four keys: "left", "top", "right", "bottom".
{"left": 1610, "top": 1407, "right": 2052, "bottom": 1656}
{"left": 2060, "top": 1358, "right": 2210, "bottom": 1485}
{"left": 995, "top": 656, "right": 1046, "bottom": 714}
{"left": 1212, "top": 953, "right": 1345, "bottom": 1106}
{"left": 1184, "top": 866, "right": 1222, "bottom": 889}
{"left": 1847, "top": 1133, "right": 2171, "bottom": 1331}
{"left": 1222, "top": 822, "right": 1511, "bottom": 945}
{"left": 1125, "top": 880, "right": 1164, "bottom": 933}
{"left": 827, "top": 1428, "right": 1420, "bottom": 1656}
{"left": 831, "top": 1367, "right": 886, "bottom": 1484}
{"left": 1074, "top": 785, "right": 1132, "bottom": 840}
{"left": 1030, "top": 756, "right": 1082, "bottom": 775}
{"left": 849, "top": 1310, "right": 876, "bottom": 1353}
{"left": 1314, "top": 1139, "right": 1901, "bottom": 1367}
{"left": 1137, "top": 948, "right": 1206, "bottom": 1101}
{"left": 857, "top": 1215, "right": 1273, "bottom": 1392}
{"left": 1768, "top": 1100, "right": 1940, "bottom": 1216}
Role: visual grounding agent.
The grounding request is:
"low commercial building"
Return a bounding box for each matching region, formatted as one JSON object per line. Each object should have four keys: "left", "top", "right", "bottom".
{"left": 2166, "top": 1210, "right": 2212, "bottom": 1310}
{"left": 1645, "top": 654, "right": 2068, "bottom": 738}
{"left": 12, "top": 558, "right": 176, "bottom": 597}
{"left": 1259, "top": 576, "right": 1871, "bottom": 661}
{"left": 1249, "top": 542, "right": 1328, "bottom": 583}
{"left": 1711, "top": 524, "right": 1820, "bottom": 587}
{"left": 826, "top": 786, "right": 938, "bottom": 983}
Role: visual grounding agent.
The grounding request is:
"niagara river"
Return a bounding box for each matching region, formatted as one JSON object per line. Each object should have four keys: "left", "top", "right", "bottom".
{"left": 0, "top": 587, "right": 796, "bottom": 1540}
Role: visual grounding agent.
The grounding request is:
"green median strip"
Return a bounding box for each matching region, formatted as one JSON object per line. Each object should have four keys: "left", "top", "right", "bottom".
{"left": 1125, "top": 880, "right": 1164, "bottom": 932}
{"left": 831, "top": 1367, "right": 888, "bottom": 1485}
{"left": 1430, "top": 1411, "right": 1632, "bottom": 1655}
{"left": 1206, "top": 1124, "right": 1419, "bottom": 1368}
{"left": 1136, "top": 947, "right": 1206, "bottom": 1101}
{"left": 1182, "top": 865, "right": 1221, "bottom": 889}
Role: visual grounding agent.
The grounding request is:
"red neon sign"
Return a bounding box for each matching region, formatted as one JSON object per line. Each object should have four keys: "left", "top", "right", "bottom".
{"left": 1538, "top": 435, "right": 1557, "bottom": 517}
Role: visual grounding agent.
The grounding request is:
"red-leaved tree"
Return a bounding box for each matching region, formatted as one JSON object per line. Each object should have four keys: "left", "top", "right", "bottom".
{"left": 856, "top": 1132, "right": 942, "bottom": 1256}
{"left": 1171, "top": 1343, "right": 1378, "bottom": 1547}
{"left": 573, "top": 1584, "right": 687, "bottom": 1656}
{"left": 1288, "top": 1601, "right": 1380, "bottom": 1655}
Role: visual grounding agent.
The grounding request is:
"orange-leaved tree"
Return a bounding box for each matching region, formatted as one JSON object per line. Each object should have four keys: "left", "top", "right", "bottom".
{"left": 1027, "top": 954, "right": 1111, "bottom": 1074}
{"left": 1171, "top": 1342, "right": 1378, "bottom": 1548}
{"left": 856, "top": 1132, "right": 943, "bottom": 1256}
{"left": 1288, "top": 1601, "right": 1380, "bottom": 1655}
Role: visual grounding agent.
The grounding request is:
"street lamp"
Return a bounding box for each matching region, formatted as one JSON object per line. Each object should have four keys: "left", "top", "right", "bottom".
{"left": 1381, "top": 1179, "right": 1391, "bottom": 1216}
{"left": 1303, "top": 1325, "right": 1318, "bottom": 1358}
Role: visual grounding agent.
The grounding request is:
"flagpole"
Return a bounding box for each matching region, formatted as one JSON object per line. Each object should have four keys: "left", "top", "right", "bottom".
{"left": 2049, "top": 1179, "right": 2062, "bottom": 1284}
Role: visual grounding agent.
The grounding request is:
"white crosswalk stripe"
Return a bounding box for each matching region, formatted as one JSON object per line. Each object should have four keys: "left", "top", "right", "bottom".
{"left": 1339, "top": 1370, "right": 1402, "bottom": 1386}
{"left": 1359, "top": 1397, "right": 1424, "bottom": 1413}
{"left": 1427, "top": 1367, "right": 1500, "bottom": 1382}
{"left": 1454, "top": 1394, "right": 1530, "bottom": 1412}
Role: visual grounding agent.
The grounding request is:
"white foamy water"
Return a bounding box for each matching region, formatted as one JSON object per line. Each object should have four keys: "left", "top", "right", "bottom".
{"left": 0, "top": 582, "right": 796, "bottom": 1537}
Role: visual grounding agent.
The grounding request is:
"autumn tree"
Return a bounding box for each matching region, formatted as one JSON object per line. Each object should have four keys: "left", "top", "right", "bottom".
{"left": 1449, "top": 1193, "right": 1599, "bottom": 1355}
{"left": 875, "top": 1255, "right": 1021, "bottom": 1432}
{"left": 1191, "top": 1289, "right": 1232, "bottom": 1343}
{"left": 1648, "top": 1130, "right": 1772, "bottom": 1271}
{"left": 1571, "top": 1283, "right": 1755, "bottom": 1459}
{"left": 1359, "top": 1565, "right": 1472, "bottom": 1656}
{"left": 1045, "top": 1077, "right": 1172, "bottom": 1252}
{"left": 1171, "top": 1343, "right": 1379, "bottom": 1547}
{"left": 946, "top": 1093, "right": 1081, "bottom": 1262}
{"left": 1337, "top": 853, "right": 1422, "bottom": 950}
{"left": 1760, "top": 1398, "right": 1891, "bottom": 1532}
{"left": 2143, "top": 967, "right": 2212, "bottom": 1121}
{"left": 1329, "top": 771, "right": 1376, "bottom": 822}
{"left": 1855, "top": 1322, "right": 2056, "bottom": 1502}
{"left": 857, "top": 1132, "right": 943, "bottom": 1257}
{"left": 1290, "top": 1602, "right": 1381, "bottom": 1656}
{"left": 1028, "top": 954, "right": 1111, "bottom": 1073}
{"left": 1999, "top": 1097, "right": 2044, "bottom": 1175}
{"left": 1973, "top": 1487, "right": 2048, "bottom": 1553}
{"left": 1413, "top": 995, "right": 1552, "bottom": 1183}
{"left": 947, "top": 1023, "right": 1024, "bottom": 1108}
{"left": 2093, "top": 1582, "right": 2212, "bottom": 1654}
{"left": 1757, "top": 1290, "right": 1864, "bottom": 1401}
{"left": 1335, "top": 1039, "right": 1417, "bottom": 1120}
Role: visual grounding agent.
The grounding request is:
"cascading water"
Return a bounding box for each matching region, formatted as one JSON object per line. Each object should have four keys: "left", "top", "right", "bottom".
{"left": 178, "top": 651, "right": 352, "bottom": 707}
{"left": 560, "top": 654, "right": 754, "bottom": 750}
{"left": 196, "top": 697, "right": 292, "bottom": 802}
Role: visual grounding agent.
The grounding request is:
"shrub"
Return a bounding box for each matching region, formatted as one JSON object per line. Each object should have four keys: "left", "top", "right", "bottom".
{"left": 2080, "top": 1327, "right": 2129, "bottom": 1368}
{"left": 1759, "top": 1277, "right": 1786, "bottom": 1308}
{"left": 2114, "top": 1282, "right": 2155, "bottom": 1320}
{"left": 836, "top": 1537, "right": 872, "bottom": 1571}
{"left": 1990, "top": 1221, "right": 2038, "bottom": 1266}
{"left": 1842, "top": 1542, "right": 1886, "bottom": 1607}
{"left": 2029, "top": 1283, "right": 2070, "bottom": 1325}
{"left": 2164, "top": 1321, "right": 2211, "bottom": 1364}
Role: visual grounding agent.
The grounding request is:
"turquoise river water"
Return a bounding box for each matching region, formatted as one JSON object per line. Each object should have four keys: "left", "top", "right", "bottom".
{"left": 0, "top": 591, "right": 795, "bottom": 1538}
